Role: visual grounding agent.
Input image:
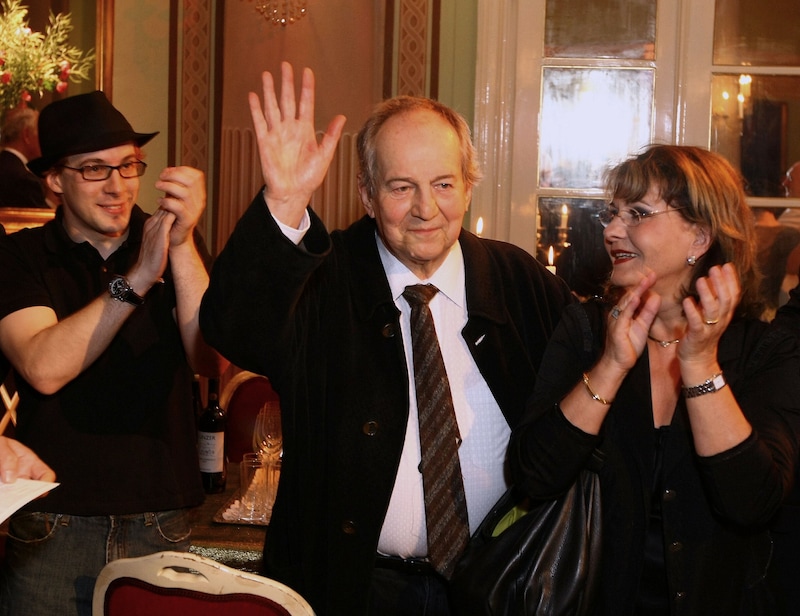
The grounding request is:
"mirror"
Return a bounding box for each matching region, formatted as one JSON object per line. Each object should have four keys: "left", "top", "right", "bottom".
{"left": 711, "top": 74, "right": 800, "bottom": 198}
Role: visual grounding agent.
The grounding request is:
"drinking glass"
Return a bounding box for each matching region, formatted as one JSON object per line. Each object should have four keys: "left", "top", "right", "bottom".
{"left": 252, "top": 401, "right": 282, "bottom": 460}
{"left": 265, "top": 457, "right": 281, "bottom": 515}
{"left": 238, "top": 453, "right": 268, "bottom": 522}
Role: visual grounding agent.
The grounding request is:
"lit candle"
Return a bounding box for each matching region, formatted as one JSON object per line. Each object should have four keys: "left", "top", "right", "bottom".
{"left": 476, "top": 216, "right": 484, "bottom": 237}
{"left": 546, "top": 246, "right": 556, "bottom": 274}
{"left": 560, "top": 204, "right": 569, "bottom": 229}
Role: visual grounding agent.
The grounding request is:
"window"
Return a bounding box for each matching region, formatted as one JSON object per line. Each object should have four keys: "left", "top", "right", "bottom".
{"left": 472, "top": 0, "right": 800, "bottom": 302}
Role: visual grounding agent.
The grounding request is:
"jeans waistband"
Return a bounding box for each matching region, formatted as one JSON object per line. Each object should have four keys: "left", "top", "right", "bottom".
{"left": 46, "top": 510, "right": 174, "bottom": 527}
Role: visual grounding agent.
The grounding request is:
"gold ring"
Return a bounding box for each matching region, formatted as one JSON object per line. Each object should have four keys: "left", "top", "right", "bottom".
{"left": 610, "top": 306, "right": 621, "bottom": 320}
{"left": 704, "top": 317, "right": 720, "bottom": 325}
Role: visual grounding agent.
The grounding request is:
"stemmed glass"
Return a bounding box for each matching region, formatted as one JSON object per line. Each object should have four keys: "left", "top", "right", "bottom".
{"left": 252, "top": 401, "right": 283, "bottom": 461}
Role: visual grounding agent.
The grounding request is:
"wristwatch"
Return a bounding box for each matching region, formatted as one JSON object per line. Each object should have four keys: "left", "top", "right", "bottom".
{"left": 682, "top": 372, "right": 726, "bottom": 398}
{"left": 108, "top": 275, "right": 145, "bottom": 306}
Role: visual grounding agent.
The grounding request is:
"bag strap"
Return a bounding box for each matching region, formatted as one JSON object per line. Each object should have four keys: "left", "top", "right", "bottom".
{"left": 574, "top": 300, "right": 607, "bottom": 473}
{"left": 574, "top": 301, "right": 598, "bottom": 366}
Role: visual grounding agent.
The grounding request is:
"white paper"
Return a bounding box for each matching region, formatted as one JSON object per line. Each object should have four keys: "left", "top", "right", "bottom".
{"left": 0, "top": 479, "right": 59, "bottom": 524}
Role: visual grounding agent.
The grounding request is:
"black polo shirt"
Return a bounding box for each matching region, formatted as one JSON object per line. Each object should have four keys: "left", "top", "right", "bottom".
{"left": 0, "top": 206, "right": 204, "bottom": 514}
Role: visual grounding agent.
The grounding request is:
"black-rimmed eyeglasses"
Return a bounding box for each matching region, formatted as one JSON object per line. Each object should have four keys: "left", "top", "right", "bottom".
{"left": 58, "top": 161, "right": 147, "bottom": 182}
{"left": 597, "top": 205, "right": 685, "bottom": 228}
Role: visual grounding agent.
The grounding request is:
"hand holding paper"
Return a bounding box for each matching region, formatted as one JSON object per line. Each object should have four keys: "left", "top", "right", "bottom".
{"left": 0, "top": 478, "right": 59, "bottom": 524}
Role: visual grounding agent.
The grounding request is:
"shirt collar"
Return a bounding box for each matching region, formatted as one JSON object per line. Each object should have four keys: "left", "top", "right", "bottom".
{"left": 3, "top": 147, "right": 27, "bottom": 164}
{"left": 376, "top": 233, "right": 466, "bottom": 309}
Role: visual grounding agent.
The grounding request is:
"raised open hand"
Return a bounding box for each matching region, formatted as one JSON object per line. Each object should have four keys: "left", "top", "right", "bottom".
{"left": 249, "top": 62, "right": 347, "bottom": 228}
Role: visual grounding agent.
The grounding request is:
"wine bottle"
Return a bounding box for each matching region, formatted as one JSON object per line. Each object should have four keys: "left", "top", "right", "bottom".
{"left": 197, "top": 378, "right": 227, "bottom": 493}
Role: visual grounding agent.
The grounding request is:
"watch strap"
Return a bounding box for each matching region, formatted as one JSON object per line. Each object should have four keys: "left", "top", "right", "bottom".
{"left": 682, "top": 372, "right": 726, "bottom": 398}
{"left": 108, "top": 275, "right": 145, "bottom": 306}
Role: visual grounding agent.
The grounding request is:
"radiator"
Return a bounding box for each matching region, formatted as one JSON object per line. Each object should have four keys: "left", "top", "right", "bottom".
{"left": 217, "top": 127, "right": 362, "bottom": 255}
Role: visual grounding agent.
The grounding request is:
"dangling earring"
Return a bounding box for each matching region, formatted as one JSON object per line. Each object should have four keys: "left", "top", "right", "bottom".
{"left": 687, "top": 255, "right": 697, "bottom": 266}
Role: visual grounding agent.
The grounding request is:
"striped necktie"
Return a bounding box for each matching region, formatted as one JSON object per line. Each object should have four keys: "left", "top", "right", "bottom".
{"left": 403, "top": 283, "right": 470, "bottom": 579}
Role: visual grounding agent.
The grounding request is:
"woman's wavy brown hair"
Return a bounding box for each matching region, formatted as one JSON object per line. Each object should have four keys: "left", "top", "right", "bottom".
{"left": 604, "top": 145, "right": 764, "bottom": 319}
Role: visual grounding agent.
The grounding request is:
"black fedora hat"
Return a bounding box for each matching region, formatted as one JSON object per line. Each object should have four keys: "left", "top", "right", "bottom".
{"left": 28, "top": 91, "right": 158, "bottom": 177}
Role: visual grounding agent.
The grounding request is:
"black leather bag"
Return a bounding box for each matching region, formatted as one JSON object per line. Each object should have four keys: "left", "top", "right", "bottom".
{"left": 450, "top": 452, "right": 603, "bottom": 616}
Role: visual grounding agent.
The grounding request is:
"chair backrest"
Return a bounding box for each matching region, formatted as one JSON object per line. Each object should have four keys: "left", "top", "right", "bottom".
{"left": 0, "top": 369, "right": 18, "bottom": 436}
{"left": 220, "top": 371, "right": 281, "bottom": 463}
{"left": 92, "top": 551, "right": 315, "bottom": 616}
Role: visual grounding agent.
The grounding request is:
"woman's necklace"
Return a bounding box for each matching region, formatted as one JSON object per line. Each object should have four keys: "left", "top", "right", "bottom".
{"left": 647, "top": 334, "right": 680, "bottom": 348}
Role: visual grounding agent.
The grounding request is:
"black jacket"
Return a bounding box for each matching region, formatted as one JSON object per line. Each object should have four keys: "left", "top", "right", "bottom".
{"left": 0, "top": 150, "right": 47, "bottom": 208}
{"left": 200, "top": 196, "right": 574, "bottom": 614}
{"left": 509, "top": 299, "right": 800, "bottom": 615}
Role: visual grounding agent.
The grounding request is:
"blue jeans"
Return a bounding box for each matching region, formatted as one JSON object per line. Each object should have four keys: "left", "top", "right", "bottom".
{"left": 0, "top": 509, "right": 191, "bottom": 616}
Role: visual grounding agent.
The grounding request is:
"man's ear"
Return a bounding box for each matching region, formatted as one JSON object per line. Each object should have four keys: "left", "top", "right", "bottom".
{"left": 358, "top": 175, "right": 375, "bottom": 218}
{"left": 44, "top": 171, "right": 63, "bottom": 196}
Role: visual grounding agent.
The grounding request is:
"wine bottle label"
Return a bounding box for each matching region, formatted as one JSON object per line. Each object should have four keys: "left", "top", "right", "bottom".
{"left": 198, "top": 431, "right": 224, "bottom": 472}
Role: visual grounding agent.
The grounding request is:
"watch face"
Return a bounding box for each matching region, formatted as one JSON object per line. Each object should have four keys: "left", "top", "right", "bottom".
{"left": 108, "top": 276, "right": 144, "bottom": 305}
{"left": 109, "top": 276, "right": 130, "bottom": 298}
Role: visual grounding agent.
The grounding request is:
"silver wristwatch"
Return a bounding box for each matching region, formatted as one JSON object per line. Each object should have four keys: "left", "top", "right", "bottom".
{"left": 682, "top": 372, "right": 726, "bottom": 398}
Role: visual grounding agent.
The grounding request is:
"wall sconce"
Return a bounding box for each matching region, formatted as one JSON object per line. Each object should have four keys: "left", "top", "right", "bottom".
{"left": 251, "top": 0, "right": 308, "bottom": 27}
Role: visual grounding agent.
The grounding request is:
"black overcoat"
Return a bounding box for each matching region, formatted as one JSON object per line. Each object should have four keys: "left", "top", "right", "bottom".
{"left": 200, "top": 195, "right": 574, "bottom": 614}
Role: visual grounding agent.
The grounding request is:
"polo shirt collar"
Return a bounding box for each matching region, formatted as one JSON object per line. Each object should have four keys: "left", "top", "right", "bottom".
{"left": 44, "top": 204, "right": 146, "bottom": 257}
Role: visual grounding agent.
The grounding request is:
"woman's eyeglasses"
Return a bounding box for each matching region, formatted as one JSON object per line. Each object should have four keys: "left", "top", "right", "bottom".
{"left": 597, "top": 205, "right": 684, "bottom": 228}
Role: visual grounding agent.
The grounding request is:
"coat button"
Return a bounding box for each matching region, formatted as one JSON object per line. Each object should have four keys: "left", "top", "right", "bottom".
{"left": 362, "top": 421, "right": 379, "bottom": 436}
{"left": 381, "top": 323, "right": 397, "bottom": 338}
{"left": 341, "top": 520, "right": 357, "bottom": 535}
{"left": 674, "top": 591, "right": 686, "bottom": 601}
{"left": 668, "top": 541, "right": 683, "bottom": 553}
{"left": 663, "top": 488, "right": 676, "bottom": 501}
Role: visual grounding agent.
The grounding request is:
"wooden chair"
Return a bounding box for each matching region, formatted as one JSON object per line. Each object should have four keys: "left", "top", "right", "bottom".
{"left": 220, "top": 371, "right": 281, "bottom": 463}
{"left": 0, "top": 369, "right": 18, "bottom": 436}
{"left": 92, "top": 550, "right": 315, "bottom": 616}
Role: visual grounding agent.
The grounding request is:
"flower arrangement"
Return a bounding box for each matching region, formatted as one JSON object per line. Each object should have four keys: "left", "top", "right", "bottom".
{"left": 0, "top": 0, "right": 95, "bottom": 115}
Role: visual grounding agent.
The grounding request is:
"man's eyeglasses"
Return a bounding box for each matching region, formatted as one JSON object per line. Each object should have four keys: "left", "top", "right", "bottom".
{"left": 597, "top": 205, "right": 684, "bottom": 228}
{"left": 58, "top": 161, "right": 147, "bottom": 182}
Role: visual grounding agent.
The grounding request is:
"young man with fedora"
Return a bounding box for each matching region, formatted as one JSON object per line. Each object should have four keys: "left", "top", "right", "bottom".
{"left": 0, "top": 91, "right": 227, "bottom": 615}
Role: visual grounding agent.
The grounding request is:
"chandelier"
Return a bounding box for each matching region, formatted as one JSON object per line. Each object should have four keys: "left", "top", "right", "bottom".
{"left": 254, "top": 1, "right": 308, "bottom": 27}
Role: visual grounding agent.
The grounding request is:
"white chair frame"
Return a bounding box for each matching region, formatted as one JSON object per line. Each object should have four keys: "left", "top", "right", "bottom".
{"left": 92, "top": 550, "right": 315, "bottom": 616}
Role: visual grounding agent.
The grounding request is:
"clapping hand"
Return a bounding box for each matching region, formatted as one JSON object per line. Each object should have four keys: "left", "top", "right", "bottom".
{"left": 605, "top": 271, "right": 661, "bottom": 370}
{"left": 679, "top": 263, "right": 740, "bottom": 364}
{"left": 155, "top": 166, "right": 206, "bottom": 248}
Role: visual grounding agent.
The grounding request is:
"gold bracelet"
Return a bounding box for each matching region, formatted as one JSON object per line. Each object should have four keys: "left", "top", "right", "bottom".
{"left": 582, "top": 372, "right": 613, "bottom": 405}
